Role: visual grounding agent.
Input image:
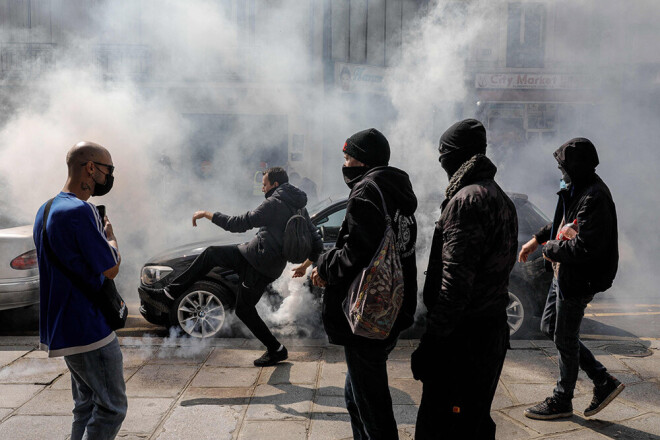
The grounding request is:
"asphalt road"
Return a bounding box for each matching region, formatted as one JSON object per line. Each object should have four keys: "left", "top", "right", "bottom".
{"left": 2, "top": 293, "right": 658, "bottom": 342}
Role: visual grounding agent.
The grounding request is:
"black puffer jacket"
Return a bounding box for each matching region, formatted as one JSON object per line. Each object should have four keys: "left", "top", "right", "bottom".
{"left": 317, "top": 166, "right": 418, "bottom": 347}
{"left": 212, "top": 183, "right": 323, "bottom": 279}
{"left": 423, "top": 154, "right": 518, "bottom": 339}
{"left": 535, "top": 138, "right": 618, "bottom": 296}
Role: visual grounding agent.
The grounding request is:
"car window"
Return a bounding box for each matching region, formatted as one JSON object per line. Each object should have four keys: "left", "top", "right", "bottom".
{"left": 316, "top": 207, "right": 346, "bottom": 243}
{"left": 516, "top": 200, "right": 550, "bottom": 236}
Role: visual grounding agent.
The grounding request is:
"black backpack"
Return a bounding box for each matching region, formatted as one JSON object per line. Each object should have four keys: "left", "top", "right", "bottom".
{"left": 282, "top": 209, "right": 313, "bottom": 264}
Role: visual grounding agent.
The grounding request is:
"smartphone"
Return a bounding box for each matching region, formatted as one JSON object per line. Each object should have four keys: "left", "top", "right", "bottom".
{"left": 97, "top": 205, "right": 106, "bottom": 220}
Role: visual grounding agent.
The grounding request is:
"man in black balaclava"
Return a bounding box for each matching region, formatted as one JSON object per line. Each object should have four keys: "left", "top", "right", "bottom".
{"left": 311, "top": 128, "right": 418, "bottom": 440}
{"left": 412, "top": 119, "right": 518, "bottom": 439}
{"left": 520, "top": 138, "right": 622, "bottom": 420}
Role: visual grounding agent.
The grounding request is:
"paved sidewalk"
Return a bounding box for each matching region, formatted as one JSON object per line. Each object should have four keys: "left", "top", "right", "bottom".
{"left": 0, "top": 336, "right": 658, "bottom": 439}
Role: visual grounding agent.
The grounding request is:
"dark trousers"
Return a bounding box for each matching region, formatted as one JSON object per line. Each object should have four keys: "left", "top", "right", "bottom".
{"left": 415, "top": 313, "right": 509, "bottom": 440}
{"left": 168, "top": 245, "right": 280, "bottom": 351}
{"left": 344, "top": 339, "right": 399, "bottom": 440}
{"left": 541, "top": 278, "right": 608, "bottom": 403}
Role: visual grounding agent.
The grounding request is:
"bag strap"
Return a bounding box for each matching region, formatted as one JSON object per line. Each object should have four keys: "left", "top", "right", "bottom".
{"left": 364, "top": 180, "right": 392, "bottom": 226}
{"left": 42, "top": 198, "right": 98, "bottom": 297}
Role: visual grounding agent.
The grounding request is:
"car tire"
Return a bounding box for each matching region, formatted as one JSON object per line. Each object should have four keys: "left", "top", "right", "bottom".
{"left": 507, "top": 287, "right": 537, "bottom": 339}
{"left": 169, "top": 281, "right": 233, "bottom": 338}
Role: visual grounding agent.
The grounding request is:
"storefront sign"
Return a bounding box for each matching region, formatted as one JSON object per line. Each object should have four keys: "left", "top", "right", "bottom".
{"left": 335, "top": 62, "right": 387, "bottom": 93}
{"left": 475, "top": 73, "right": 592, "bottom": 90}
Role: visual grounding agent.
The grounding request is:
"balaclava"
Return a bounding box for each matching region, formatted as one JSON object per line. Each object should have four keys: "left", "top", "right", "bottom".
{"left": 438, "top": 119, "right": 487, "bottom": 178}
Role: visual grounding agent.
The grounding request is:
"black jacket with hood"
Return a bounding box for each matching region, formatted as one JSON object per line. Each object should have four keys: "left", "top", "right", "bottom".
{"left": 535, "top": 138, "right": 618, "bottom": 297}
{"left": 317, "top": 166, "right": 418, "bottom": 347}
{"left": 422, "top": 154, "right": 518, "bottom": 339}
{"left": 212, "top": 183, "right": 323, "bottom": 280}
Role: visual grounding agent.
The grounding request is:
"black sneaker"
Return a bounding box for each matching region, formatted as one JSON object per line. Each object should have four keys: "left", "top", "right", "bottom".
{"left": 254, "top": 347, "right": 288, "bottom": 367}
{"left": 584, "top": 375, "right": 625, "bottom": 417}
{"left": 524, "top": 397, "right": 573, "bottom": 420}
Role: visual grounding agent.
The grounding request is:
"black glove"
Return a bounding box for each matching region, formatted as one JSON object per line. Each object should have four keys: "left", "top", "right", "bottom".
{"left": 411, "top": 335, "right": 446, "bottom": 382}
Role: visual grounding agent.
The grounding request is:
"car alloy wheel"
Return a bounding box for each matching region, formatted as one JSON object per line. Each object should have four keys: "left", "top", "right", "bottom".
{"left": 171, "top": 281, "right": 231, "bottom": 338}
{"left": 507, "top": 291, "right": 525, "bottom": 336}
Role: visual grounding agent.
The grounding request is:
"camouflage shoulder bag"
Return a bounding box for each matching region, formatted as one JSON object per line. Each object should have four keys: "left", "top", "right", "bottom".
{"left": 342, "top": 181, "right": 404, "bottom": 339}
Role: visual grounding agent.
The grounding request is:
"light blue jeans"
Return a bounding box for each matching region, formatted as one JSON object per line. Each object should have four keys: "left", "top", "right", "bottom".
{"left": 64, "top": 337, "right": 127, "bottom": 440}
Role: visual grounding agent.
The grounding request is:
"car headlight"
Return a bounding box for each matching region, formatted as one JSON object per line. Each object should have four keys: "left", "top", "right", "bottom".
{"left": 141, "top": 265, "right": 174, "bottom": 286}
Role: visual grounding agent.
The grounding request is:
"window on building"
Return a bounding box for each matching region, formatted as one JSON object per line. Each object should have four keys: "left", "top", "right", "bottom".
{"left": 506, "top": 2, "right": 545, "bottom": 68}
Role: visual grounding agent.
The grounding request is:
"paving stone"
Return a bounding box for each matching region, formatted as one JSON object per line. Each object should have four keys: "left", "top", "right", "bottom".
{"left": 597, "top": 413, "right": 660, "bottom": 438}
{"left": 492, "top": 411, "right": 535, "bottom": 439}
{"left": 126, "top": 364, "right": 198, "bottom": 397}
{"left": 390, "top": 378, "right": 422, "bottom": 405}
{"left": 492, "top": 382, "right": 516, "bottom": 410}
{"left": 190, "top": 366, "right": 259, "bottom": 388}
{"left": 317, "top": 362, "right": 347, "bottom": 396}
{"left": 0, "top": 348, "right": 30, "bottom": 367}
{"left": 121, "top": 346, "right": 158, "bottom": 368}
{"left": 155, "top": 404, "right": 243, "bottom": 440}
{"left": 616, "top": 382, "right": 660, "bottom": 412}
{"left": 0, "top": 357, "right": 67, "bottom": 384}
{"left": 387, "top": 360, "right": 413, "bottom": 379}
{"left": 500, "top": 349, "right": 558, "bottom": 384}
{"left": 246, "top": 384, "right": 314, "bottom": 421}
{"left": 389, "top": 347, "right": 415, "bottom": 360}
{"left": 540, "top": 428, "right": 611, "bottom": 439}
{"left": 0, "top": 415, "right": 71, "bottom": 440}
{"left": 322, "top": 346, "right": 345, "bottom": 363}
{"left": 393, "top": 404, "right": 418, "bottom": 425}
{"left": 120, "top": 397, "right": 172, "bottom": 434}
{"left": 572, "top": 393, "right": 643, "bottom": 421}
{"left": 506, "top": 383, "right": 557, "bottom": 405}
{"left": 510, "top": 340, "right": 536, "bottom": 349}
{"left": 0, "top": 408, "right": 12, "bottom": 421}
{"left": 309, "top": 412, "right": 352, "bottom": 440}
{"left": 151, "top": 346, "right": 212, "bottom": 364}
{"left": 620, "top": 353, "right": 660, "bottom": 380}
{"left": 258, "top": 361, "right": 319, "bottom": 385}
{"left": 0, "top": 384, "right": 44, "bottom": 408}
{"left": 238, "top": 420, "right": 307, "bottom": 439}
{"left": 312, "top": 396, "right": 348, "bottom": 414}
{"left": 205, "top": 348, "right": 266, "bottom": 367}
{"left": 180, "top": 387, "right": 252, "bottom": 406}
{"left": 16, "top": 389, "right": 72, "bottom": 415}
{"left": 504, "top": 405, "right": 608, "bottom": 436}
{"left": 278, "top": 338, "right": 327, "bottom": 348}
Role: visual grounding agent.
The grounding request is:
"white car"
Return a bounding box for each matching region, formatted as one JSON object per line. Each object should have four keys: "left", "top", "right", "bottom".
{"left": 0, "top": 215, "right": 39, "bottom": 311}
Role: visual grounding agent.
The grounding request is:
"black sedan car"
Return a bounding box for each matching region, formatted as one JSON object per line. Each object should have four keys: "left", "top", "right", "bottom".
{"left": 138, "top": 194, "right": 552, "bottom": 339}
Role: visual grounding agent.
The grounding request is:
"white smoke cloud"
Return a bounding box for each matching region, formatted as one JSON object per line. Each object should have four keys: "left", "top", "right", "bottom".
{"left": 1, "top": 0, "right": 658, "bottom": 340}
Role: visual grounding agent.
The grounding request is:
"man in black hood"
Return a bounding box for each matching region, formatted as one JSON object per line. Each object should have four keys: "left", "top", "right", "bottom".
{"left": 520, "top": 138, "right": 623, "bottom": 420}
{"left": 412, "top": 119, "right": 518, "bottom": 439}
{"left": 165, "top": 167, "right": 322, "bottom": 366}
{"left": 311, "top": 128, "right": 418, "bottom": 440}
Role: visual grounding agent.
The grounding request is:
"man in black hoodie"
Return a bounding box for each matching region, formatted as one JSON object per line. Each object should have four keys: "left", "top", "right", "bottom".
{"left": 520, "top": 138, "right": 623, "bottom": 420}
{"left": 165, "top": 167, "right": 323, "bottom": 366}
{"left": 311, "top": 128, "right": 417, "bottom": 440}
{"left": 412, "top": 119, "right": 518, "bottom": 439}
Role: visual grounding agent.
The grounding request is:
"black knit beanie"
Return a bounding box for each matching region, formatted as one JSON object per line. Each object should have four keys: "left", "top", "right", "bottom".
{"left": 343, "top": 128, "right": 390, "bottom": 167}
{"left": 439, "top": 119, "right": 487, "bottom": 155}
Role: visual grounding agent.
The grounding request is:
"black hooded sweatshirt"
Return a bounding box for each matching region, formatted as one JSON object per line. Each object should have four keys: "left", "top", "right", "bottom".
{"left": 317, "top": 166, "right": 418, "bottom": 347}
{"left": 212, "top": 183, "right": 323, "bottom": 280}
{"left": 535, "top": 138, "right": 618, "bottom": 296}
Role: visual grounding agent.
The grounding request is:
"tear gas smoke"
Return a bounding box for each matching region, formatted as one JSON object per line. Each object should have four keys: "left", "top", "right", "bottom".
{"left": 1, "top": 0, "right": 658, "bottom": 341}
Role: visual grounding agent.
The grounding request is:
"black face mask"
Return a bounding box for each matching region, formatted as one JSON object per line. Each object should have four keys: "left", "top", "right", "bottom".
{"left": 439, "top": 149, "right": 466, "bottom": 179}
{"left": 342, "top": 166, "right": 369, "bottom": 189}
{"left": 92, "top": 172, "right": 114, "bottom": 197}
